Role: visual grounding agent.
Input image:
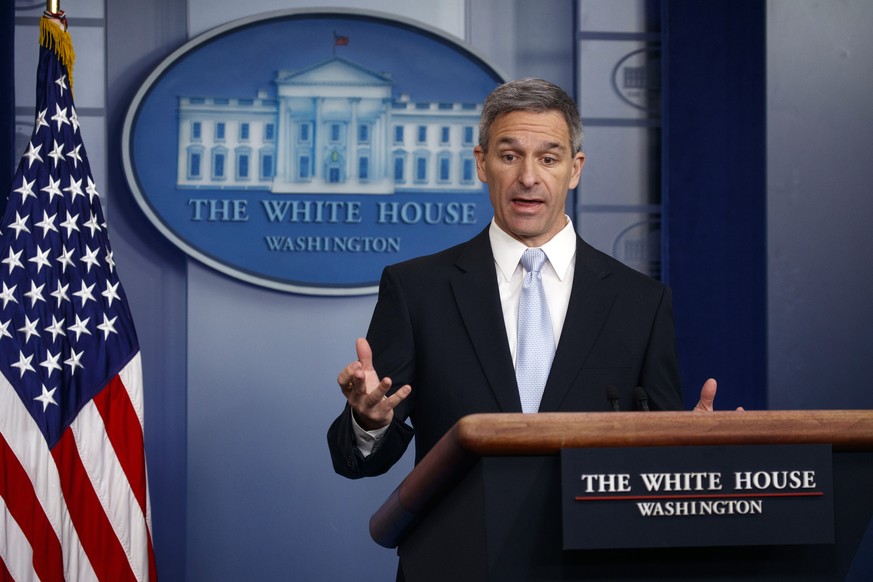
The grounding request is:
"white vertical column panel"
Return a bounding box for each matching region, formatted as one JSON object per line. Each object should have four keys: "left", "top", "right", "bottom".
{"left": 574, "top": 0, "right": 662, "bottom": 277}
{"left": 766, "top": 0, "right": 873, "bottom": 410}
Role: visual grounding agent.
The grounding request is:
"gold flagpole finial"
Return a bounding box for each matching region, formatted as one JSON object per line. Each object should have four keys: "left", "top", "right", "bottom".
{"left": 40, "top": 0, "right": 74, "bottom": 93}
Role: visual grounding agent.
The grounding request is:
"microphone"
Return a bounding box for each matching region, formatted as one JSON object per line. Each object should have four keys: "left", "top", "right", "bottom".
{"left": 633, "top": 386, "right": 650, "bottom": 411}
{"left": 606, "top": 385, "right": 620, "bottom": 412}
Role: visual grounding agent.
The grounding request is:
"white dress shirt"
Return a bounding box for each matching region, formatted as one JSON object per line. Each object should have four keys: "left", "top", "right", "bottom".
{"left": 353, "top": 217, "right": 579, "bottom": 455}
{"left": 489, "top": 216, "right": 577, "bottom": 363}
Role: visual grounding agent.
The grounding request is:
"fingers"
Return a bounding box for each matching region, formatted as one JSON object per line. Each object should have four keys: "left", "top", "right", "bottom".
{"left": 352, "top": 379, "right": 412, "bottom": 431}
{"left": 361, "top": 377, "right": 411, "bottom": 409}
{"left": 336, "top": 361, "right": 408, "bottom": 412}
{"left": 363, "top": 376, "right": 394, "bottom": 406}
{"left": 337, "top": 361, "right": 362, "bottom": 392}
{"left": 380, "top": 382, "right": 412, "bottom": 409}
{"left": 693, "top": 378, "right": 718, "bottom": 413}
{"left": 337, "top": 338, "right": 373, "bottom": 390}
{"left": 355, "top": 337, "right": 373, "bottom": 370}
{"left": 336, "top": 338, "right": 412, "bottom": 430}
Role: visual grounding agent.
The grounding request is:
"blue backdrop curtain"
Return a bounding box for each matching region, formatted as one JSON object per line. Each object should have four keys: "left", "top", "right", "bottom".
{"left": 1, "top": 1, "right": 15, "bottom": 217}
{"left": 662, "top": 0, "right": 767, "bottom": 411}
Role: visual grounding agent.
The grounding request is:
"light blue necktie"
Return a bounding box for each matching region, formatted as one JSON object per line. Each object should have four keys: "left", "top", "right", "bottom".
{"left": 516, "top": 248, "right": 555, "bottom": 413}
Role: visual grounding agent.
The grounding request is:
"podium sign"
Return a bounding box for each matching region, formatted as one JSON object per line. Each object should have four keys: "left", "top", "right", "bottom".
{"left": 561, "top": 444, "right": 834, "bottom": 549}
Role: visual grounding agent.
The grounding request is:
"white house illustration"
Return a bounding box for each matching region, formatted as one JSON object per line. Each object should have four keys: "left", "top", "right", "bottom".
{"left": 176, "top": 57, "right": 483, "bottom": 195}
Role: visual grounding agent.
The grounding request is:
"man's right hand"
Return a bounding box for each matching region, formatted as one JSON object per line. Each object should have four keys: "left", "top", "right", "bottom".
{"left": 337, "top": 338, "right": 412, "bottom": 431}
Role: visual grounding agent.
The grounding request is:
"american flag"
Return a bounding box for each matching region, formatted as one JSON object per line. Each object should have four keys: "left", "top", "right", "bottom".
{"left": 0, "top": 15, "right": 157, "bottom": 581}
{"left": 334, "top": 32, "right": 350, "bottom": 46}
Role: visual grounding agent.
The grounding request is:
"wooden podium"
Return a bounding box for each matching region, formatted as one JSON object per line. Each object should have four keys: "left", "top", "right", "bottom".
{"left": 370, "top": 411, "right": 873, "bottom": 581}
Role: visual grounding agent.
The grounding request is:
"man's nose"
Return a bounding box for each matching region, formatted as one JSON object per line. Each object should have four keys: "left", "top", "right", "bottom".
{"left": 517, "top": 157, "right": 540, "bottom": 188}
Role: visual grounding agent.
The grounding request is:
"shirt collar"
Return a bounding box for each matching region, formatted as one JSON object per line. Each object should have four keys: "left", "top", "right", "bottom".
{"left": 489, "top": 216, "right": 577, "bottom": 282}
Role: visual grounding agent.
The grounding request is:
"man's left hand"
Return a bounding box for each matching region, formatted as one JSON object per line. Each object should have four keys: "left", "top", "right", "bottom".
{"left": 693, "top": 378, "right": 744, "bottom": 412}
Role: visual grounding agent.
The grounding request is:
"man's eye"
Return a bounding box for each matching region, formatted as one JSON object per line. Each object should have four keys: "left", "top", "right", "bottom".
{"left": 502, "top": 154, "right": 517, "bottom": 162}
{"left": 542, "top": 156, "right": 556, "bottom": 164}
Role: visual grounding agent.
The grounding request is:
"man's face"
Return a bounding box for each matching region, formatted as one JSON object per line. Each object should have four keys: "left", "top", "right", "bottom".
{"left": 474, "top": 110, "right": 585, "bottom": 247}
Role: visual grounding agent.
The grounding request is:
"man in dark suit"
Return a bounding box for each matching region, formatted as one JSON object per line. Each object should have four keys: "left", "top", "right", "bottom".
{"left": 328, "top": 78, "right": 719, "bottom": 479}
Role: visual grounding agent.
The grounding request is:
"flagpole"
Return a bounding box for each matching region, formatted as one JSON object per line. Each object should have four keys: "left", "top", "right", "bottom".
{"left": 43, "top": 0, "right": 67, "bottom": 34}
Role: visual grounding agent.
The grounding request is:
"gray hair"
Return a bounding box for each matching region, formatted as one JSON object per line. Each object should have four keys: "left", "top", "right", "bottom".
{"left": 478, "top": 78, "right": 584, "bottom": 155}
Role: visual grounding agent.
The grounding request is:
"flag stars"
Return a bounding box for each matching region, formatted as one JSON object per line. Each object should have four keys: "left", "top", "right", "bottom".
{"left": 35, "top": 108, "right": 49, "bottom": 131}
{"left": 5, "top": 21, "right": 144, "bottom": 501}
{"left": 8, "top": 212, "right": 31, "bottom": 239}
{"left": 56, "top": 246, "right": 75, "bottom": 273}
{"left": 6, "top": 35, "right": 139, "bottom": 458}
{"left": 34, "top": 384, "right": 58, "bottom": 411}
{"left": 97, "top": 314, "right": 118, "bottom": 339}
{"left": 23, "top": 141, "right": 43, "bottom": 168}
{"left": 55, "top": 73, "right": 68, "bottom": 96}
{"left": 48, "top": 139, "right": 65, "bottom": 167}
{"left": 83, "top": 212, "right": 101, "bottom": 237}
{"left": 51, "top": 103, "right": 70, "bottom": 130}
{"left": 35, "top": 211, "right": 59, "bottom": 237}
{"left": 105, "top": 251, "right": 115, "bottom": 273}
{"left": 64, "top": 348, "right": 84, "bottom": 375}
{"left": 28, "top": 246, "right": 52, "bottom": 273}
{"left": 14, "top": 177, "right": 36, "bottom": 202}
{"left": 73, "top": 281, "right": 96, "bottom": 305}
{"left": 68, "top": 314, "right": 92, "bottom": 342}
{"left": 0, "top": 283, "right": 18, "bottom": 309}
{"left": 24, "top": 281, "right": 46, "bottom": 308}
{"left": 67, "top": 144, "right": 83, "bottom": 168}
{"left": 11, "top": 351, "right": 35, "bottom": 377}
{"left": 3, "top": 247, "right": 24, "bottom": 273}
{"left": 81, "top": 246, "right": 100, "bottom": 272}
{"left": 18, "top": 315, "right": 41, "bottom": 343}
{"left": 85, "top": 177, "right": 100, "bottom": 202}
{"left": 64, "top": 176, "right": 84, "bottom": 201}
{"left": 60, "top": 211, "right": 80, "bottom": 237}
{"left": 50, "top": 282, "right": 70, "bottom": 308}
{"left": 102, "top": 281, "right": 120, "bottom": 306}
{"left": 40, "top": 351, "right": 63, "bottom": 376}
{"left": 44, "top": 315, "right": 65, "bottom": 341}
{"left": 0, "top": 319, "right": 12, "bottom": 340}
{"left": 41, "top": 175, "right": 63, "bottom": 202}
{"left": 70, "top": 106, "right": 80, "bottom": 133}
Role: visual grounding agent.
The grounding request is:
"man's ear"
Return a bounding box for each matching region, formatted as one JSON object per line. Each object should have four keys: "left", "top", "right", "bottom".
{"left": 473, "top": 145, "right": 488, "bottom": 183}
{"left": 569, "top": 151, "right": 585, "bottom": 189}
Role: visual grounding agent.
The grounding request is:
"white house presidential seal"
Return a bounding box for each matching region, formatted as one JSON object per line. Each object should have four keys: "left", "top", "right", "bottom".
{"left": 122, "top": 9, "right": 505, "bottom": 295}
{"left": 611, "top": 47, "right": 660, "bottom": 112}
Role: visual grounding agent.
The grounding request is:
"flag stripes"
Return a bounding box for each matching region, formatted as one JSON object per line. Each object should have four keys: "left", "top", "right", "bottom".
{"left": 1, "top": 432, "right": 65, "bottom": 582}
{"left": 1, "top": 357, "right": 154, "bottom": 580}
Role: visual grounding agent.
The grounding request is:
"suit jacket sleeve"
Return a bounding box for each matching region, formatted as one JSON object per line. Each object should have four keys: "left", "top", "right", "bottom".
{"left": 637, "top": 285, "right": 684, "bottom": 410}
{"left": 326, "top": 266, "right": 417, "bottom": 478}
{"left": 327, "top": 405, "right": 415, "bottom": 479}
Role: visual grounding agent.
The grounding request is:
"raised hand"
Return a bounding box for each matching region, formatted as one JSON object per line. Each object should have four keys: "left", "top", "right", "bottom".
{"left": 337, "top": 338, "right": 412, "bottom": 430}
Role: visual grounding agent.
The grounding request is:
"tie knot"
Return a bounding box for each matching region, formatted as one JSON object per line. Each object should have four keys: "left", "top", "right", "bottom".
{"left": 521, "top": 248, "right": 547, "bottom": 273}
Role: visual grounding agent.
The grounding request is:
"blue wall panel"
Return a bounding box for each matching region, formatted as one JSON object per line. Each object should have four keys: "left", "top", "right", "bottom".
{"left": 663, "top": 0, "right": 767, "bottom": 410}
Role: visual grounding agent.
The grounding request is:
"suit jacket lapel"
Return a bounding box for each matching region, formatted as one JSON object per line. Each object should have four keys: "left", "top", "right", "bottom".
{"left": 538, "top": 237, "right": 616, "bottom": 412}
{"left": 450, "top": 229, "right": 522, "bottom": 413}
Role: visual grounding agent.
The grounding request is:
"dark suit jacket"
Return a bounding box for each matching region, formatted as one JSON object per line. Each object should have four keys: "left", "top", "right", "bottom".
{"left": 328, "top": 227, "right": 683, "bottom": 478}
